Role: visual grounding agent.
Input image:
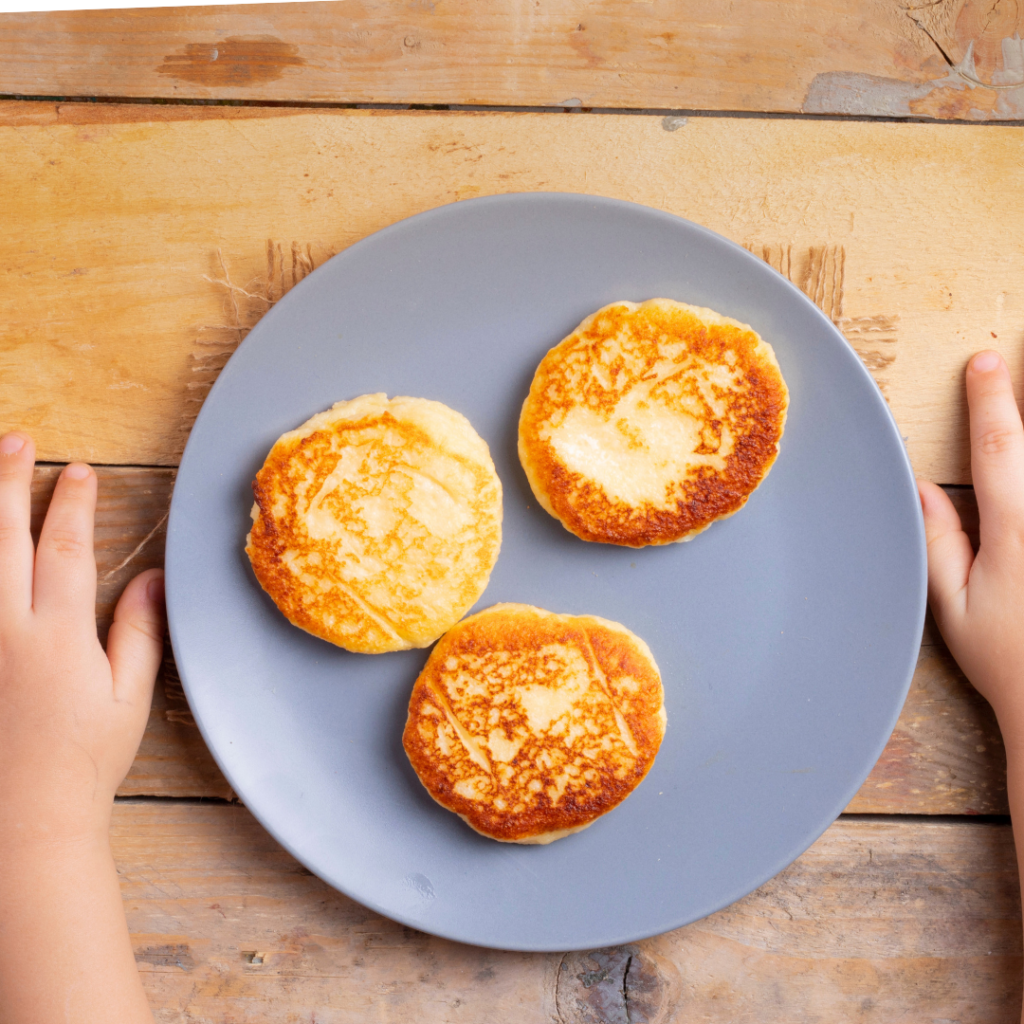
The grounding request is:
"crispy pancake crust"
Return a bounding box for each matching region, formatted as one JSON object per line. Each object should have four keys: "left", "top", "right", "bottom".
{"left": 246, "top": 394, "right": 502, "bottom": 654}
{"left": 403, "top": 604, "right": 666, "bottom": 844}
{"left": 519, "top": 299, "right": 789, "bottom": 547}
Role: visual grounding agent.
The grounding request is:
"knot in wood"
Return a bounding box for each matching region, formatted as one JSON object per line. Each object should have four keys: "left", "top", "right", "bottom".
{"left": 555, "top": 946, "right": 677, "bottom": 1024}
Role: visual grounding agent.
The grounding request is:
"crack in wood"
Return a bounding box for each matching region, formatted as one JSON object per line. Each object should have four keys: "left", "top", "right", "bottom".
{"left": 907, "top": 11, "right": 961, "bottom": 69}
{"left": 907, "top": 0, "right": 1024, "bottom": 89}
{"left": 99, "top": 508, "right": 169, "bottom": 582}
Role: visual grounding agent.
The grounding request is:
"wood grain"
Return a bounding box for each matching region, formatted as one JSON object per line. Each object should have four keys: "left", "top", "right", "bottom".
{"left": 848, "top": 617, "right": 1008, "bottom": 815}
{"left": 3, "top": 104, "right": 1022, "bottom": 481}
{"left": 44, "top": 465, "right": 1001, "bottom": 812}
{"left": 2, "top": 0, "right": 1023, "bottom": 120}
{"left": 846, "top": 487, "right": 1011, "bottom": 816}
{"left": 128, "top": 657, "right": 235, "bottom": 801}
{"left": 114, "top": 802, "right": 1022, "bottom": 1022}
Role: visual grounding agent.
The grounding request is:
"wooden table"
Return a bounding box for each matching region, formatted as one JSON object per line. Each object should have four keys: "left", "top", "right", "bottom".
{"left": 3, "top": 3, "right": 1024, "bottom": 1019}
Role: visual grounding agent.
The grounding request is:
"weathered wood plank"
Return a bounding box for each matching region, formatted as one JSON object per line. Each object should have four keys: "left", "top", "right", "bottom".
{"left": 128, "top": 658, "right": 235, "bottom": 801}
{"left": 114, "top": 803, "right": 1022, "bottom": 1022}
{"left": 32, "top": 465, "right": 1004, "bottom": 811}
{"left": 847, "top": 487, "right": 1011, "bottom": 816}
{"left": 848, "top": 619, "right": 1008, "bottom": 815}
{"left": 1, "top": 0, "right": 1022, "bottom": 120}
{"left": 3, "top": 105, "right": 1021, "bottom": 480}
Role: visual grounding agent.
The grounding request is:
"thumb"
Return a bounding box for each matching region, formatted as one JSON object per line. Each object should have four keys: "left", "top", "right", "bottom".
{"left": 918, "top": 480, "right": 973, "bottom": 637}
{"left": 107, "top": 568, "right": 165, "bottom": 706}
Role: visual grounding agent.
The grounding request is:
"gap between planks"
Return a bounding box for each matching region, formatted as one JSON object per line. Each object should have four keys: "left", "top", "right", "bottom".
{"left": 111, "top": 793, "right": 1009, "bottom": 827}
{"left": 3, "top": 93, "right": 1024, "bottom": 127}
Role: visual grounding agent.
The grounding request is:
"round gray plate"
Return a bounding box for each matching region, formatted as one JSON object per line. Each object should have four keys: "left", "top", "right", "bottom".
{"left": 166, "top": 193, "right": 925, "bottom": 952}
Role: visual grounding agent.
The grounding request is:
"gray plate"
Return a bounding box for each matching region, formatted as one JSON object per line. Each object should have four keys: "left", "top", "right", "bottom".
{"left": 166, "top": 193, "right": 925, "bottom": 953}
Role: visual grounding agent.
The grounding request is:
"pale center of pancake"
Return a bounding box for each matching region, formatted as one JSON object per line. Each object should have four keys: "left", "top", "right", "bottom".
{"left": 302, "top": 449, "right": 471, "bottom": 546}
{"left": 289, "top": 439, "right": 480, "bottom": 635}
{"left": 485, "top": 728, "right": 524, "bottom": 764}
{"left": 543, "top": 358, "right": 741, "bottom": 508}
{"left": 513, "top": 648, "right": 591, "bottom": 732}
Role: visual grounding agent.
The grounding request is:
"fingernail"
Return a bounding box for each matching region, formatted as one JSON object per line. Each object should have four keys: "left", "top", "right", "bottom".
{"left": 64, "top": 463, "right": 90, "bottom": 480}
{"left": 972, "top": 351, "right": 1001, "bottom": 373}
{"left": 0, "top": 434, "right": 26, "bottom": 455}
{"left": 147, "top": 575, "right": 165, "bottom": 604}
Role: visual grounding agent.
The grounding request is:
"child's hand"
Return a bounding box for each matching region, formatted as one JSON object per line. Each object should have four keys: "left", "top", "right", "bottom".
{"left": 924, "top": 351, "right": 1024, "bottom": 1024}
{"left": 0, "top": 431, "right": 162, "bottom": 1024}
{"left": 0, "top": 432, "right": 165, "bottom": 846}
{"left": 920, "top": 351, "right": 1024, "bottom": 742}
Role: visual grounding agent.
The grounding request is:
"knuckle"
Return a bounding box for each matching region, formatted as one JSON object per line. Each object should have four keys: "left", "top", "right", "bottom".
{"left": 0, "top": 517, "right": 25, "bottom": 543}
{"left": 42, "top": 527, "right": 88, "bottom": 559}
{"left": 0, "top": 461, "right": 27, "bottom": 483}
{"left": 125, "top": 616, "right": 165, "bottom": 644}
{"left": 975, "top": 426, "right": 1020, "bottom": 457}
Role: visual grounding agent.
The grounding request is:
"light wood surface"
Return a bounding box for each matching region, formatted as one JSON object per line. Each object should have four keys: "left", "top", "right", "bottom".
{"left": 4, "top": 102, "right": 1022, "bottom": 482}
{"left": 2, "top": 0, "right": 1023, "bottom": 120}
{"left": 848, "top": 488, "right": 1008, "bottom": 815}
{"left": 116, "top": 802, "right": 1023, "bottom": 1022}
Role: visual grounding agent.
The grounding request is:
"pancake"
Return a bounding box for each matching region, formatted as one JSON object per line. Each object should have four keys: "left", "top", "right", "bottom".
{"left": 246, "top": 394, "right": 502, "bottom": 654}
{"left": 518, "top": 298, "right": 789, "bottom": 547}
{"left": 403, "top": 603, "right": 666, "bottom": 844}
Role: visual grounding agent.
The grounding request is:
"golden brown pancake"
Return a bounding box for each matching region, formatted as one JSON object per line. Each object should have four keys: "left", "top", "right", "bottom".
{"left": 403, "top": 603, "right": 666, "bottom": 844}
{"left": 246, "top": 394, "right": 502, "bottom": 654}
{"left": 518, "top": 299, "right": 789, "bottom": 547}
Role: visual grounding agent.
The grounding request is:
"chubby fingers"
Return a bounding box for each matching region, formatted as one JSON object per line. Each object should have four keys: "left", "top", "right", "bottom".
{"left": 918, "top": 479, "right": 973, "bottom": 635}
{"left": 33, "top": 462, "right": 98, "bottom": 621}
{"left": 966, "top": 351, "right": 1024, "bottom": 550}
{"left": 107, "top": 569, "right": 164, "bottom": 707}
{"left": 0, "top": 432, "right": 37, "bottom": 620}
